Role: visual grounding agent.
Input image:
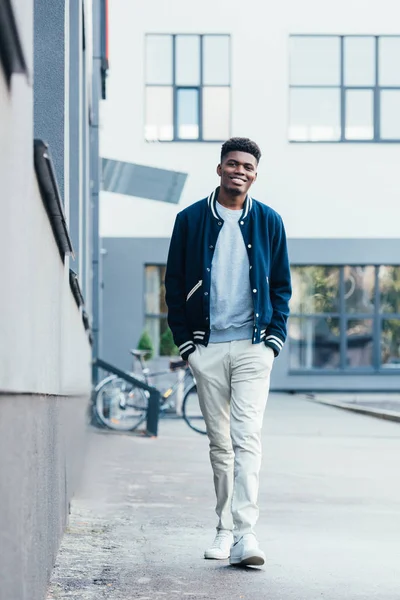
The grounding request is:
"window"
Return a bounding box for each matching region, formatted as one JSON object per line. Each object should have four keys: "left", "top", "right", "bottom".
{"left": 144, "top": 265, "right": 178, "bottom": 356}
{"left": 145, "top": 34, "right": 231, "bottom": 142}
{"left": 289, "top": 265, "right": 400, "bottom": 371}
{"left": 289, "top": 35, "right": 400, "bottom": 142}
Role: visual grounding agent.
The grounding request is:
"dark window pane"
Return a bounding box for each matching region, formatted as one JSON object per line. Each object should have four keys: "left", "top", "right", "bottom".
{"left": 344, "top": 266, "right": 375, "bottom": 313}
{"left": 381, "top": 319, "right": 400, "bottom": 368}
{"left": 379, "top": 266, "right": 400, "bottom": 313}
{"left": 345, "top": 90, "right": 374, "bottom": 140}
{"left": 289, "top": 88, "right": 341, "bottom": 141}
{"left": 346, "top": 319, "right": 373, "bottom": 368}
{"left": 290, "top": 36, "right": 340, "bottom": 85}
{"left": 289, "top": 317, "right": 340, "bottom": 369}
{"left": 379, "top": 37, "right": 400, "bottom": 86}
{"left": 146, "top": 35, "right": 173, "bottom": 84}
{"left": 380, "top": 90, "right": 400, "bottom": 140}
{"left": 344, "top": 36, "right": 375, "bottom": 86}
{"left": 176, "top": 35, "right": 200, "bottom": 86}
{"left": 203, "top": 35, "right": 230, "bottom": 85}
{"left": 177, "top": 89, "right": 199, "bottom": 139}
{"left": 290, "top": 266, "right": 340, "bottom": 314}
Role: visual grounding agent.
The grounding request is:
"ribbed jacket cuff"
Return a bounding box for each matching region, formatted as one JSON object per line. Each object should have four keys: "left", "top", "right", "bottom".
{"left": 264, "top": 334, "right": 284, "bottom": 357}
{"left": 178, "top": 340, "right": 196, "bottom": 361}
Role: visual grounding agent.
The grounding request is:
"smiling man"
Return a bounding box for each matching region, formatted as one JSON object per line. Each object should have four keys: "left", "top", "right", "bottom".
{"left": 165, "top": 137, "right": 291, "bottom": 567}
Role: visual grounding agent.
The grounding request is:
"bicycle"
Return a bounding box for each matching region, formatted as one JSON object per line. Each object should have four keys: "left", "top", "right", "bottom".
{"left": 93, "top": 349, "right": 207, "bottom": 435}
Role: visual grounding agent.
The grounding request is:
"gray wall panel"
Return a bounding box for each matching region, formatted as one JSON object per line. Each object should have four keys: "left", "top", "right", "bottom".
{"left": 69, "top": 0, "right": 82, "bottom": 274}
{"left": 288, "top": 238, "right": 400, "bottom": 265}
{"left": 0, "top": 394, "right": 88, "bottom": 600}
{"left": 102, "top": 238, "right": 170, "bottom": 370}
{"left": 33, "top": 0, "right": 66, "bottom": 202}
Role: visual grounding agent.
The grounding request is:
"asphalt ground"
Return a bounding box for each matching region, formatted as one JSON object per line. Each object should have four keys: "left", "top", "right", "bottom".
{"left": 47, "top": 393, "right": 400, "bottom": 600}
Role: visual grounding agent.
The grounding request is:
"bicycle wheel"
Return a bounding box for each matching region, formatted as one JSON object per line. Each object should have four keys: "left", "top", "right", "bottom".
{"left": 94, "top": 375, "right": 148, "bottom": 431}
{"left": 182, "top": 384, "right": 207, "bottom": 435}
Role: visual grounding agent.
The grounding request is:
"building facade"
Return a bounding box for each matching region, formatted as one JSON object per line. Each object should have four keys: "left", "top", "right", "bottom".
{"left": 0, "top": 1, "right": 107, "bottom": 598}
{"left": 100, "top": 0, "right": 400, "bottom": 391}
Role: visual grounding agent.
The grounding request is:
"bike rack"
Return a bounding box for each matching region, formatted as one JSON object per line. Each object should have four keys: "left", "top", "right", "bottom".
{"left": 94, "top": 358, "right": 161, "bottom": 437}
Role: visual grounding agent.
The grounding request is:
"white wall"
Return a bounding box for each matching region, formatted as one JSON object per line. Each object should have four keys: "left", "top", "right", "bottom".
{"left": 0, "top": 7, "right": 91, "bottom": 396}
{"left": 100, "top": 0, "right": 400, "bottom": 239}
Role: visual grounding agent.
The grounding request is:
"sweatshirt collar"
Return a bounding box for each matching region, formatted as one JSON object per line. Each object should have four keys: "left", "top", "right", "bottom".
{"left": 207, "top": 187, "right": 253, "bottom": 222}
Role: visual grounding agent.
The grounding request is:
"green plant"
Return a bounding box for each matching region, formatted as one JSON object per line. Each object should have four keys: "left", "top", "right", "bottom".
{"left": 137, "top": 330, "right": 154, "bottom": 361}
{"left": 159, "top": 327, "right": 179, "bottom": 357}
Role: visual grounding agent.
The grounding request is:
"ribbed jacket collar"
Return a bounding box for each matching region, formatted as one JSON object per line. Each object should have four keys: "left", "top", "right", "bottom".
{"left": 207, "top": 187, "right": 253, "bottom": 221}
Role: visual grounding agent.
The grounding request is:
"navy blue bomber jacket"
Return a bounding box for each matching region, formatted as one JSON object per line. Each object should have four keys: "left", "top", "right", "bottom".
{"left": 165, "top": 188, "right": 292, "bottom": 361}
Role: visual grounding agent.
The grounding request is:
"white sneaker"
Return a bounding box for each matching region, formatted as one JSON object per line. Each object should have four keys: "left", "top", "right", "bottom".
{"left": 229, "top": 533, "right": 265, "bottom": 567}
{"left": 204, "top": 530, "right": 234, "bottom": 560}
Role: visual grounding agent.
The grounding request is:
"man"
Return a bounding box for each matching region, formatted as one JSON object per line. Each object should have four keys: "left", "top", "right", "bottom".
{"left": 165, "top": 137, "right": 291, "bottom": 567}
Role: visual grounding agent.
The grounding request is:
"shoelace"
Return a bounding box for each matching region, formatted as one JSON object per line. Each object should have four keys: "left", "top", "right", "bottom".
{"left": 211, "top": 533, "right": 231, "bottom": 548}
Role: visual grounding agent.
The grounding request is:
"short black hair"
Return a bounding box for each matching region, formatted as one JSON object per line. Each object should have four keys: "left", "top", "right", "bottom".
{"left": 220, "top": 137, "right": 262, "bottom": 164}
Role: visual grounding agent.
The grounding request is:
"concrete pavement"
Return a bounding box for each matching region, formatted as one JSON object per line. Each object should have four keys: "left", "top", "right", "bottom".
{"left": 47, "top": 394, "right": 400, "bottom": 600}
{"left": 308, "top": 392, "right": 400, "bottom": 423}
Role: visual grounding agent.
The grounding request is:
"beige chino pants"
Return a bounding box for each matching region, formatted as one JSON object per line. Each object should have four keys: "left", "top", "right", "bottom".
{"left": 188, "top": 339, "right": 274, "bottom": 537}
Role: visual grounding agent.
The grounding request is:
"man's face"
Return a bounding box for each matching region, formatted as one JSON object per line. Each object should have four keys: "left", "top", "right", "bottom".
{"left": 217, "top": 151, "right": 258, "bottom": 196}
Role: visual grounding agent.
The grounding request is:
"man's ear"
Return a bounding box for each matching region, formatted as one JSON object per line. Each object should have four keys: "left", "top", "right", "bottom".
{"left": 217, "top": 164, "right": 222, "bottom": 177}
{"left": 254, "top": 171, "right": 258, "bottom": 181}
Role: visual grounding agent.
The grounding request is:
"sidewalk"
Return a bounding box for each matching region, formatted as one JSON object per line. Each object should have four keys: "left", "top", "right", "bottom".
{"left": 307, "top": 392, "right": 400, "bottom": 422}
{"left": 47, "top": 393, "right": 400, "bottom": 600}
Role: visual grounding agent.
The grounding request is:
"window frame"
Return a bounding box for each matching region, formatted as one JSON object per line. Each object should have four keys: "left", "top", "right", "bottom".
{"left": 145, "top": 33, "right": 231, "bottom": 143}
{"left": 289, "top": 265, "right": 400, "bottom": 374}
{"left": 289, "top": 34, "right": 400, "bottom": 144}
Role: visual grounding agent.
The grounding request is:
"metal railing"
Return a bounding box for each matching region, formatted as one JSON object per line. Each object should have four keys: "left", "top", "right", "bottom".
{"left": 94, "top": 358, "right": 161, "bottom": 436}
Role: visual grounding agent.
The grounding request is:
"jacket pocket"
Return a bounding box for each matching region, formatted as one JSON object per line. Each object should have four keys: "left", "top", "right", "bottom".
{"left": 186, "top": 280, "right": 203, "bottom": 301}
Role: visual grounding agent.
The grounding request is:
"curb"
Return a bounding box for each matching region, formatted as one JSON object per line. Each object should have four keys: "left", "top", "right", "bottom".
{"left": 305, "top": 396, "right": 400, "bottom": 423}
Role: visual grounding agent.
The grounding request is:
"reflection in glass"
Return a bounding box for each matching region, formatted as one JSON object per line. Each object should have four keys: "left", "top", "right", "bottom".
{"left": 145, "top": 266, "right": 172, "bottom": 356}
{"left": 290, "top": 263, "right": 400, "bottom": 371}
{"left": 176, "top": 35, "right": 200, "bottom": 86}
{"left": 145, "top": 87, "right": 173, "bottom": 141}
{"left": 145, "top": 266, "right": 161, "bottom": 314}
{"left": 159, "top": 266, "right": 167, "bottom": 314}
{"left": 346, "top": 319, "right": 373, "bottom": 368}
{"left": 379, "top": 266, "right": 400, "bottom": 313}
{"left": 380, "top": 90, "right": 400, "bottom": 140}
{"left": 177, "top": 89, "right": 199, "bottom": 139}
{"left": 345, "top": 90, "right": 374, "bottom": 140}
{"left": 290, "top": 266, "right": 340, "bottom": 314}
{"left": 145, "top": 266, "right": 167, "bottom": 315}
{"left": 289, "top": 317, "right": 340, "bottom": 369}
{"left": 289, "top": 88, "right": 341, "bottom": 141}
{"left": 203, "top": 36, "right": 230, "bottom": 85}
{"left": 381, "top": 319, "right": 400, "bottom": 368}
{"left": 290, "top": 36, "right": 340, "bottom": 85}
{"left": 203, "top": 87, "right": 230, "bottom": 140}
{"left": 344, "top": 266, "right": 375, "bottom": 313}
{"left": 145, "top": 317, "right": 160, "bottom": 356}
{"left": 146, "top": 35, "right": 173, "bottom": 85}
{"left": 344, "top": 37, "right": 375, "bottom": 86}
